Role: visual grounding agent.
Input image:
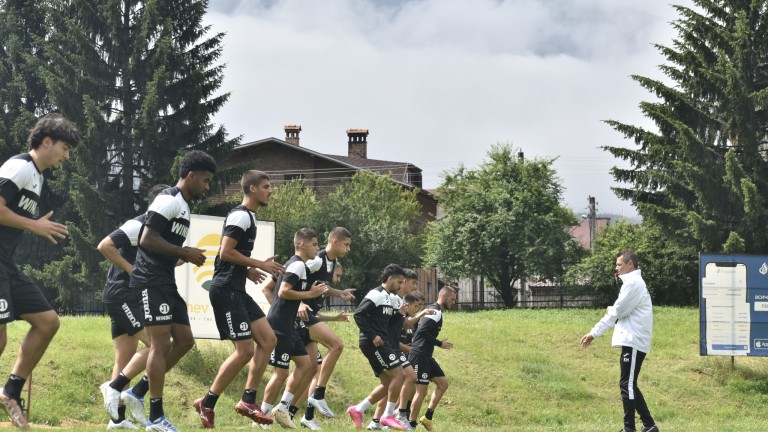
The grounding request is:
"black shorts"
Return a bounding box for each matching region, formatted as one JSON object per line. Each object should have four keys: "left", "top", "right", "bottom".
{"left": 210, "top": 286, "right": 266, "bottom": 341}
{"left": 408, "top": 352, "right": 445, "bottom": 385}
{"left": 269, "top": 330, "right": 308, "bottom": 369}
{"left": 105, "top": 301, "right": 144, "bottom": 338}
{"left": 360, "top": 342, "right": 402, "bottom": 377}
{"left": 296, "top": 320, "right": 312, "bottom": 345}
{"left": 0, "top": 267, "right": 53, "bottom": 324}
{"left": 140, "top": 286, "right": 190, "bottom": 327}
{"left": 398, "top": 350, "right": 410, "bottom": 368}
{"left": 305, "top": 313, "right": 320, "bottom": 327}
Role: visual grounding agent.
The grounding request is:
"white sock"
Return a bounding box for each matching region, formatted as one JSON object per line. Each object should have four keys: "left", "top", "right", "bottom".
{"left": 355, "top": 398, "right": 372, "bottom": 413}
{"left": 280, "top": 391, "right": 294, "bottom": 407}
{"left": 261, "top": 402, "right": 274, "bottom": 413}
{"left": 384, "top": 401, "right": 397, "bottom": 417}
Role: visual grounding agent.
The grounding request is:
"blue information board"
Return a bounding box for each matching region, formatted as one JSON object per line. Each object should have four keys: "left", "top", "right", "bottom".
{"left": 700, "top": 253, "right": 768, "bottom": 356}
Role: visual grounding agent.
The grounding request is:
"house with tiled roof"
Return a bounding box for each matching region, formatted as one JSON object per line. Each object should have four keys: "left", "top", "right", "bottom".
{"left": 218, "top": 125, "right": 437, "bottom": 224}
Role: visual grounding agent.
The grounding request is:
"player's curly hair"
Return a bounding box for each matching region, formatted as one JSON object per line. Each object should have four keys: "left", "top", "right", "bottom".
{"left": 27, "top": 113, "right": 82, "bottom": 150}
{"left": 179, "top": 150, "right": 217, "bottom": 179}
{"left": 379, "top": 264, "right": 406, "bottom": 283}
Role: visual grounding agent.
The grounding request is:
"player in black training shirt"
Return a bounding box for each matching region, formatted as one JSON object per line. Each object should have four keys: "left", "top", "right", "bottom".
{"left": 404, "top": 286, "right": 456, "bottom": 431}
{"left": 132, "top": 150, "right": 217, "bottom": 432}
{"left": 284, "top": 227, "right": 356, "bottom": 428}
{"left": 0, "top": 114, "right": 80, "bottom": 429}
{"left": 192, "top": 170, "right": 284, "bottom": 428}
{"left": 260, "top": 228, "right": 328, "bottom": 429}
{"left": 369, "top": 268, "right": 429, "bottom": 429}
{"left": 347, "top": 264, "right": 409, "bottom": 431}
{"left": 98, "top": 183, "right": 169, "bottom": 429}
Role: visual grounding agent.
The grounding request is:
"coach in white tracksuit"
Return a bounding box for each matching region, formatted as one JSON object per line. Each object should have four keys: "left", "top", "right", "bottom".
{"left": 580, "top": 250, "right": 659, "bottom": 432}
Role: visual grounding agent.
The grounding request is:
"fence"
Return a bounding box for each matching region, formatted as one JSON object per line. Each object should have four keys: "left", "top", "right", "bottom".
{"left": 454, "top": 276, "right": 612, "bottom": 310}
{"left": 66, "top": 277, "right": 613, "bottom": 316}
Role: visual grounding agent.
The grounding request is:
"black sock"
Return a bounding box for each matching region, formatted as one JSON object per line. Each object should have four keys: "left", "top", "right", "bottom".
{"left": 305, "top": 404, "right": 315, "bottom": 421}
{"left": 149, "top": 398, "right": 164, "bottom": 422}
{"left": 372, "top": 418, "right": 380, "bottom": 424}
{"left": 110, "top": 373, "right": 130, "bottom": 391}
{"left": 399, "top": 408, "right": 408, "bottom": 417}
{"left": 117, "top": 405, "right": 127, "bottom": 422}
{"left": 288, "top": 405, "right": 298, "bottom": 419}
{"left": 202, "top": 390, "right": 219, "bottom": 409}
{"left": 410, "top": 420, "right": 418, "bottom": 428}
{"left": 242, "top": 389, "right": 257, "bottom": 404}
{"left": 132, "top": 376, "right": 149, "bottom": 398}
{"left": 3, "top": 375, "right": 25, "bottom": 404}
{"left": 312, "top": 386, "right": 326, "bottom": 400}
{"left": 405, "top": 400, "right": 412, "bottom": 418}
{"left": 425, "top": 408, "right": 435, "bottom": 420}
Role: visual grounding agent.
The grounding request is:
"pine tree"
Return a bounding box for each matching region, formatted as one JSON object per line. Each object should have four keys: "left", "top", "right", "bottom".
{"left": 22, "top": 0, "right": 239, "bottom": 311}
{"left": 0, "top": 0, "right": 52, "bottom": 159}
{"left": 604, "top": 1, "right": 768, "bottom": 302}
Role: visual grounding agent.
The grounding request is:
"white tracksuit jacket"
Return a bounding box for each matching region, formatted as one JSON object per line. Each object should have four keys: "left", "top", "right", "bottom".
{"left": 589, "top": 269, "right": 653, "bottom": 354}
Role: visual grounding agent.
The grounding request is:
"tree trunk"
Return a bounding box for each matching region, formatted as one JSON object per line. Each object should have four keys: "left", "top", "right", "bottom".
{"left": 497, "top": 258, "right": 516, "bottom": 307}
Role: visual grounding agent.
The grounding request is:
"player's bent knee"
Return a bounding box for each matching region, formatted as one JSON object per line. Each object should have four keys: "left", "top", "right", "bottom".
{"left": 259, "top": 333, "right": 277, "bottom": 351}
{"left": 438, "top": 378, "right": 449, "bottom": 391}
{"left": 235, "top": 344, "right": 255, "bottom": 361}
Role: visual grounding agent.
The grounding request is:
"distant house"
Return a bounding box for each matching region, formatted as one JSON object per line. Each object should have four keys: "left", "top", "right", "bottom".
{"left": 217, "top": 125, "right": 437, "bottom": 225}
{"left": 569, "top": 217, "right": 611, "bottom": 250}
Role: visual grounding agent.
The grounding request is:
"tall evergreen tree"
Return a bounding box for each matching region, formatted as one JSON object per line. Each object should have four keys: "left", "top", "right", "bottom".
{"left": 604, "top": 1, "right": 768, "bottom": 303}
{"left": 0, "top": 0, "right": 51, "bottom": 161}
{"left": 21, "top": 0, "right": 239, "bottom": 311}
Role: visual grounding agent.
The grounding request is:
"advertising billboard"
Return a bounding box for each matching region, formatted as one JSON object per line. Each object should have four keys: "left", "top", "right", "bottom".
{"left": 700, "top": 253, "right": 768, "bottom": 356}
{"left": 175, "top": 214, "right": 275, "bottom": 339}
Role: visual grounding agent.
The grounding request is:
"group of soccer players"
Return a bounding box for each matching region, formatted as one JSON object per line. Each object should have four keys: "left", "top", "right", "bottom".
{"left": 94, "top": 149, "right": 456, "bottom": 432}
{"left": 0, "top": 114, "right": 455, "bottom": 431}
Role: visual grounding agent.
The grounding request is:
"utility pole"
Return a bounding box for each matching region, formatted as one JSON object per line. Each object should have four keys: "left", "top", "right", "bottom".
{"left": 588, "top": 196, "right": 596, "bottom": 250}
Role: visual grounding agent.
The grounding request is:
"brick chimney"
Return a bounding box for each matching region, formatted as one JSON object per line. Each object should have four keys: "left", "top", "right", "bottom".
{"left": 347, "top": 128, "right": 369, "bottom": 159}
{"left": 285, "top": 124, "right": 301, "bottom": 146}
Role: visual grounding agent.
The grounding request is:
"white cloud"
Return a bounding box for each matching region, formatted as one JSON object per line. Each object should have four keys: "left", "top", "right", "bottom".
{"left": 204, "top": 0, "right": 693, "bottom": 217}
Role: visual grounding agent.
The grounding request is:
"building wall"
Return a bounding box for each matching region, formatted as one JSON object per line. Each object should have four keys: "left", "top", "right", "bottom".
{"left": 217, "top": 142, "right": 355, "bottom": 202}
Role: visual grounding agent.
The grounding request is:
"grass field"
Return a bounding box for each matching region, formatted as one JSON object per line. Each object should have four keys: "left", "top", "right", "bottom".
{"left": 0, "top": 307, "right": 764, "bottom": 431}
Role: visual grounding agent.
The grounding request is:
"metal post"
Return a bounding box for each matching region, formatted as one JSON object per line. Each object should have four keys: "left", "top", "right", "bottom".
{"left": 588, "top": 196, "right": 597, "bottom": 250}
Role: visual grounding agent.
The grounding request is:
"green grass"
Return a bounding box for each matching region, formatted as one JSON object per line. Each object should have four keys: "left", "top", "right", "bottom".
{"left": 0, "top": 307, "right": 766, "bottom": 430}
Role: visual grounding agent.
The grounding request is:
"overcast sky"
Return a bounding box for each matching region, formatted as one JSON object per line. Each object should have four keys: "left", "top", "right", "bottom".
{"left": 203, "top": 0, "right": 695, "bottom": 218}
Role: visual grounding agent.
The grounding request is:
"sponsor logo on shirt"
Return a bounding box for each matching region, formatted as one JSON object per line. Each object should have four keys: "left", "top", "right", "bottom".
{"left": 171, "top": 221, "right": 189, "bottom": 238}
{"left": 18, "top": 195, "right": 37, "bottom": 214}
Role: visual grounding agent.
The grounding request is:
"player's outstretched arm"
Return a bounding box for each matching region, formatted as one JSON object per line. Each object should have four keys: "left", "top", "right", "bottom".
{"left": 317, "top": 312, "right": 349, "bottom": 322}
{"left": 97, "top": 235, "right": 132, "bottom": 273}
{"left": 0, "top": 196, "right": 67, "bottom": 244}
{"left": 218, "top": 236, "right": 285, "bottom": 275}
{"left": 325, "top": 287, "right": 356, "bottom": 301}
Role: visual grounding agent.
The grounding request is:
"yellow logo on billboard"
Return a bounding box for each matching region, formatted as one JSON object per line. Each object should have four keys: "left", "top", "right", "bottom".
{"left": 194, "top": 233, "right": 221, "bottom": 291}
